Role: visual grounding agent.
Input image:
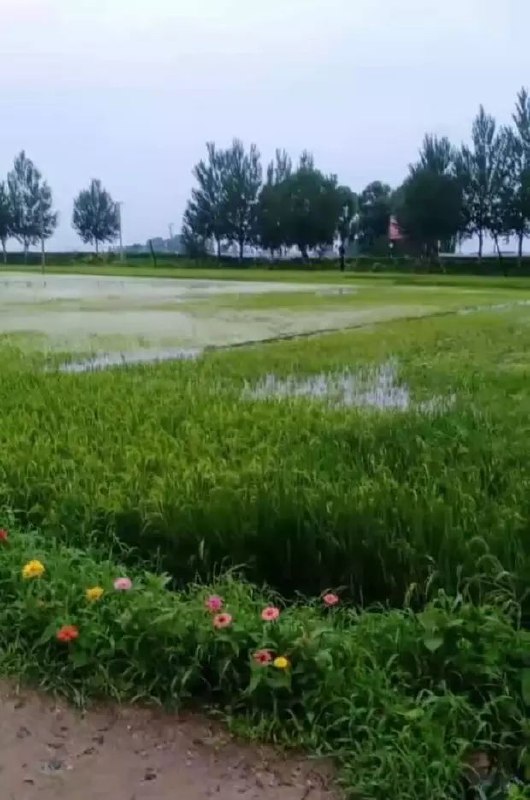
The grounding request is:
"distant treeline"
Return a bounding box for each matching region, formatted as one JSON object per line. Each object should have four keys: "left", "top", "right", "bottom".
{"left": 1, "top": 87, "right": 529, "bottom": 268}
{"left": 182, "top": 87, "right": 530, "bottom": 267}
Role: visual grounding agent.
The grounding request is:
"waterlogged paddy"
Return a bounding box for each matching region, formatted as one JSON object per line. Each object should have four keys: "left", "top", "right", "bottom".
{"left": 0, "top": 271, "right": 520, "bottom": 360}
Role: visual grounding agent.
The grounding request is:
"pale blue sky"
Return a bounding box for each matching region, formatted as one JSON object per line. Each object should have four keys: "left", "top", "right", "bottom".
{"left": 1, "top": 0, "right": 529, "bottom": 250}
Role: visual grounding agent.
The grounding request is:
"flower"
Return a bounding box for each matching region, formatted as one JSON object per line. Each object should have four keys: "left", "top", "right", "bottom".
{"left": 0, "top": 528, "right": 8, "bottom": 542}
{"left": 213, "top": 613, "right": 233, "bottom": 629}
{"left": 323, "top": 593, "right": 339, "bottom": 607}
{"left": 261, "top": 606, "right": 280, "bottom": 622}
{"left": 56, "top": 625, "right": 79, "bottom": 643}
{"left": 273, "top": 656, "right": 290, "bottom": 670}
{"left": 253, "top": 649, "right": 273, "bottom": 666}
{"left": 22, "top": 560, "right": 45, "bottom": 580}
{"left": 86, "top": 586, "right": 104, "bottom": 602}
{"left": 205, "top": 595, "right": 223, "bottom": 613}
{"left": 113, "top": 577, "right": 132, "bottom": 591}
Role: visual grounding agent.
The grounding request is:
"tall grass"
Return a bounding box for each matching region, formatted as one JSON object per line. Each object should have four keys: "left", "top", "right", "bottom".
{"left": 1, "top": 311, "right": 530, "bottom": 603}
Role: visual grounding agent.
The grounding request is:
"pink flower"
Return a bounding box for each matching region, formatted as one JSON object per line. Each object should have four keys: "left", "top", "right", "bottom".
{"left": 114, "top": 577, "right": 132, "bottom": 591}
{"left": 323, "top": 593, "right": 339, "bottom": 607}
{"left": 253, "top": 649, "right": 273, "bottom": 666}
{"left": 213, "top": 613, "right": 232, "bottom": 629}
{"left": 261, "top": 606, "right": 280, "bottom": 622}
{"left": 205, "top": 595, "right": 223, "bottom": 613}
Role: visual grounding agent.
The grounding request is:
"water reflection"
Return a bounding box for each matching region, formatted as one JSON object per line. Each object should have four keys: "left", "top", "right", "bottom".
{"left": 61, "top": 347, "right": 201, "bottom": 373}
{"left": 245, "top": 361, "right": 454, "bottom": 413}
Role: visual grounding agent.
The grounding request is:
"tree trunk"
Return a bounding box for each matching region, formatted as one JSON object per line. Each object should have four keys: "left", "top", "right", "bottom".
{"left": 518, "top": 232, "right": 524, "bottom": 269}
{"left": 95, "top": 239, "right": 99, "bottom": 256}
{"left": 1, "top": 239, "right": 6, "bottom": 264}
{"left": 216, "top": 239, "right": 221, "bottom": 260}
{"left": 239, "top": 238, "right": 244, "bottom": 262}
{"left": 24, "top": 242, "right": 28, "bottom": 264}
{"left": 41, "top": 235, "right": 46, "bottom": 274}
{"left": 339, "top": 242, "right": 345, "bottom": 272}
{"left": 478, "top": 229, "right": 483, "bottom": 261}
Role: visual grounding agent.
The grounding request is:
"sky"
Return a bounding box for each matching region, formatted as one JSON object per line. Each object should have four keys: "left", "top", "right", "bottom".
{"left": 1, "top": 0, "right": 529, "bottom": 251}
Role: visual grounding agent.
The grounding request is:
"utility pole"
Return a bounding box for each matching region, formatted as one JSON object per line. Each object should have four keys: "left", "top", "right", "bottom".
{"left": 117, "top": 201, "right": 125, "bottom": 262}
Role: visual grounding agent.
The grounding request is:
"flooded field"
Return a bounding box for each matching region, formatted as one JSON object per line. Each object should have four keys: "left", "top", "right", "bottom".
{"left": 0, "top": 271, "right": 524, "bottom": 364}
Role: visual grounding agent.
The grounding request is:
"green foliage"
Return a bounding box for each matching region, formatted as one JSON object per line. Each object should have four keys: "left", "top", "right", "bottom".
{"left": 72, "top": 179, "right": 120, "bottom": 254}
{"left": 0, "top": 181, "right": 12, "bottom": 262}
{"left": 397, "top": 168, "right": 464, "bottom": 257}
{"left": 1, "top": 310, "right": 530, "bottom": 604}
{"left": 0, "top": 520, "right": 526, "bottom": 800}
{"left": 7, "top": 151, "right": 58, "bottom": 257}
{"left": 358, "top": 181, "right": 392, "bottom": 253}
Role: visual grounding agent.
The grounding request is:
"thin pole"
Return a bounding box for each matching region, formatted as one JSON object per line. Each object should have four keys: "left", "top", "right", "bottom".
{"left": 117, "top": 202, "right": 124, "bottom": 262}
{"left": 40, "top": 206, "right": 45, "bottom": 274}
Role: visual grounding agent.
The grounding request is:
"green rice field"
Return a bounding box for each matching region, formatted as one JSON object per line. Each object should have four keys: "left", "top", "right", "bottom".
{"left": 1, "top": 269, "right": 529, "bottom": 798}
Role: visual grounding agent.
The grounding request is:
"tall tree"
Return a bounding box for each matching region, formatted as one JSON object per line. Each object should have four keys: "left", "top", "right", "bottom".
{"left": 72, "top": 179, "right": 120, "bottom": 255}
{"left": 507, "top": 88, "right": 530, "bottom": 263}
{"left": 358, "top": 181, "right": 392, "bottom": 253}
{"left": 256, "top": 149, "right": 292, "bottom": 258}
{"left": 457, "top": 106, "right": 510, "bottom": 260}
{"left": 396, "top": 167, "right": 464, "bottom": 259}
{"left": 187, "top": 142, "right": 228, "bottom": 259}
{"left": 336, "top": 186, "right": 358, "bottom": 270}
{"left": 8, "top": 151, "right": 57, "bottom": 263}
{"left": 280, "top": 154, "right": 342, "bottom": 258}
{"left": 0, "top": 182, "right": 12, "bottom": 264}
{"left": 414, "top": 134, "right": 455, "bottom": 175}
{"left": 223, "top": 139, "right": 262, "bottom": 260}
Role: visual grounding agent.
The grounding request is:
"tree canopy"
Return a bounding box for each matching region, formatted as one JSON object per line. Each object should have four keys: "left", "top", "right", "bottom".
{"left": 72, "top": 179, "right": 120, "bottom": 254}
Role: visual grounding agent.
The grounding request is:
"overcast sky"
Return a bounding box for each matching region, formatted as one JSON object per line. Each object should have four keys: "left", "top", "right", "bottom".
{"left": 1, "top": 0, "right": 529, "bottom": 250}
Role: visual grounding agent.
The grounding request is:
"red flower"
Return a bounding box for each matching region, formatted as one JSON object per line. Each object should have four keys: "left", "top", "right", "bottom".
{"left": 205, "top": 595, "right": 223, "bottom": 613}
{"left": 261, "top": 606, "right": 280, "bottom": 622}
{"left": 253, "top": 649, "right": 273, "bottom": 666}
{"left": 323, "top": 593, "right": 339, "bottom": 607}
{"left": 56, "top": 625, "right": 79, "bottom": 643}
{"left": 0, "top": 529, "right": 8, "bottom": 542}
{"left": 213, "top": 613, "right": 232, "bottom": 629}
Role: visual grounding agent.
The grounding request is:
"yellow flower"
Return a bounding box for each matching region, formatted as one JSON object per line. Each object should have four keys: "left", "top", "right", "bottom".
{"left": 22, "top": 560, "right": 45, "bottom": 580}
{"left": 273, "top": 656, "right": 290, "bottom": 670}
{"left": 86, "top": 586, "right": 104, "bottom": 602}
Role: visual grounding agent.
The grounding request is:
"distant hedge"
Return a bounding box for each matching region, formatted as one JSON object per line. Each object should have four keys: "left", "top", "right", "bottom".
{"left": 3, "top": 250, "right": 530, "bottom": 275}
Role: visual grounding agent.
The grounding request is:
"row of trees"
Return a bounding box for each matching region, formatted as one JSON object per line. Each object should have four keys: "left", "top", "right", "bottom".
{"left": 183, "top": 87, "right": 530, "bottom": 263}
{"left": 0, "top": 153, "right": 121, "bottom": 262}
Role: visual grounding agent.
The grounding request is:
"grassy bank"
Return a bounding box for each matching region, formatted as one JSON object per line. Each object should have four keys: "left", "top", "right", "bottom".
{"left": 0, "top": 519, "right": 527, "bottom": 800}
{"left": 5, "top": 262, "right": 530, "bottom": 291}
{"left": 1, "top": 309, "right": 530, "bottom": 604}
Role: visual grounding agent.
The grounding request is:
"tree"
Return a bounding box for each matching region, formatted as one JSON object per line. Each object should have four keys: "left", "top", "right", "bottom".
{"left": 7, "top": 151, "right": 58, "bottom": 263}
{"left": 414, "top": 134, "right": 455, "bottom": 176}
{"left": 186, "top": 142, "right": 228, "bottom": 259}
{"left": 396, "top": 168, "right": 464, "bottom": 259}
{"left": 336, "top": 186, "right": 358, "bottom": 270}
{"left": 72, "top": 179, "right": 120, "bottom": 255}
{"left": 358, "top": 181, "right": 392, "bottom": 253}
{"left": 280, "top": 154, "right": 342, "bottom": 259}
{"left": 0, "top": 182, "right": 12, "bottom": 264}
{"left": 256, "top": 149, "right": 292, "bottom": 258}
{"left": 457, "top": 106, "right": 510, "bottom": 260}
{"left": 223, "top": 139, "right": 262, "bottom": 260}
{"left": 506, "top": 88, "right": 530, "bottom": 263}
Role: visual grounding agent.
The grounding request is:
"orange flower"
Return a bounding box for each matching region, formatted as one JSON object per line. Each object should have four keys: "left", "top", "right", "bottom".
{"left": 253, "top": 649, "right": 273, "bottom": 666}
{"left": 56, "top": 625, "right": 79, "bottom": 643}
{"left": 213, "top": 613, "right": 232, "bottom": 629}
{"left": 261, "top": 606, "right": 280, "bottom": 622}
{"left": 322, "top": 593, "right": 339, "bottom": 607}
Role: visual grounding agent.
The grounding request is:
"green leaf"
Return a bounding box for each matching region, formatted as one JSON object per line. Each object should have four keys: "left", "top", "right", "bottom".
{"left": 521, "top": 668, "right": 530, "bottom": 707}
{"left": 423, "top": 636, "right": 444, "bottom": 652}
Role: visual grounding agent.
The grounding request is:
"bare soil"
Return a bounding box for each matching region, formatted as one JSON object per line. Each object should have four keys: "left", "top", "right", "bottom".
{"left": 0, "top": 683, "right": 337, "bottom": 800}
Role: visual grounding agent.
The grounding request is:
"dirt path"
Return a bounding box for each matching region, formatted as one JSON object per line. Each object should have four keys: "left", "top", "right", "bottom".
{"left": 0, "top": 684, "right": 336, "bottom": 800}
